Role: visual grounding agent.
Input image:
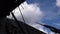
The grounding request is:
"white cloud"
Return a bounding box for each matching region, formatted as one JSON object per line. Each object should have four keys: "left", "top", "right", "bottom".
{"left": 19, "top": 2, "right": 42, "bottom": 24}
{"left": 56, "top": 0, "right": 60, "bottom": 7}
{"left": 49, "top": 32, "right": 56, "bottom": 34}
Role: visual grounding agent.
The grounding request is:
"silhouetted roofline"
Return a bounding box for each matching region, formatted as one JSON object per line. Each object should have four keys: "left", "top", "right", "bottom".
{"left": 7, "top": 18, "right": 46, "bottom": 34}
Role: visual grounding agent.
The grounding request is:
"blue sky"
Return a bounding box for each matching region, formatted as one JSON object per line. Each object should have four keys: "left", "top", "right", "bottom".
{"left": 26, "top": 0, "right": 60, "bottom": 29}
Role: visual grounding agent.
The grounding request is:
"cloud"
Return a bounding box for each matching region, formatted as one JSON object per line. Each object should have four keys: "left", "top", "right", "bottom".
{"left": 56, "top": 0, "right": 60, "bottom": 7}
{"left": 56, "top": 0, "right": 60, "bottom": 15}
{"left": 49, "top": 32, "right": 56, "bottom": 34}
{"left": 19, "top": 2, "right": 42, "bottom": 24}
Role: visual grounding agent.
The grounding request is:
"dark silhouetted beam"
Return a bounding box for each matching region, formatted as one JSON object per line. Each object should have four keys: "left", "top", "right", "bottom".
{"left": 39, "top": 24, "right": 60, "bottom": 34}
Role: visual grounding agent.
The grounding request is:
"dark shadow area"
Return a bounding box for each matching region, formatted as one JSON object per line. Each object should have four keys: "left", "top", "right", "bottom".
{"left": 0, "top": 0, "right": 25, "bottom": 17}
{"left": 6, "top": 18, "right": 46, "bottom": 34}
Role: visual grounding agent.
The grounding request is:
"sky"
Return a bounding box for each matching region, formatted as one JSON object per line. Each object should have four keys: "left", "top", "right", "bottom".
{"left": 7, "top": 0, "right": 60, "bottom": 34}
